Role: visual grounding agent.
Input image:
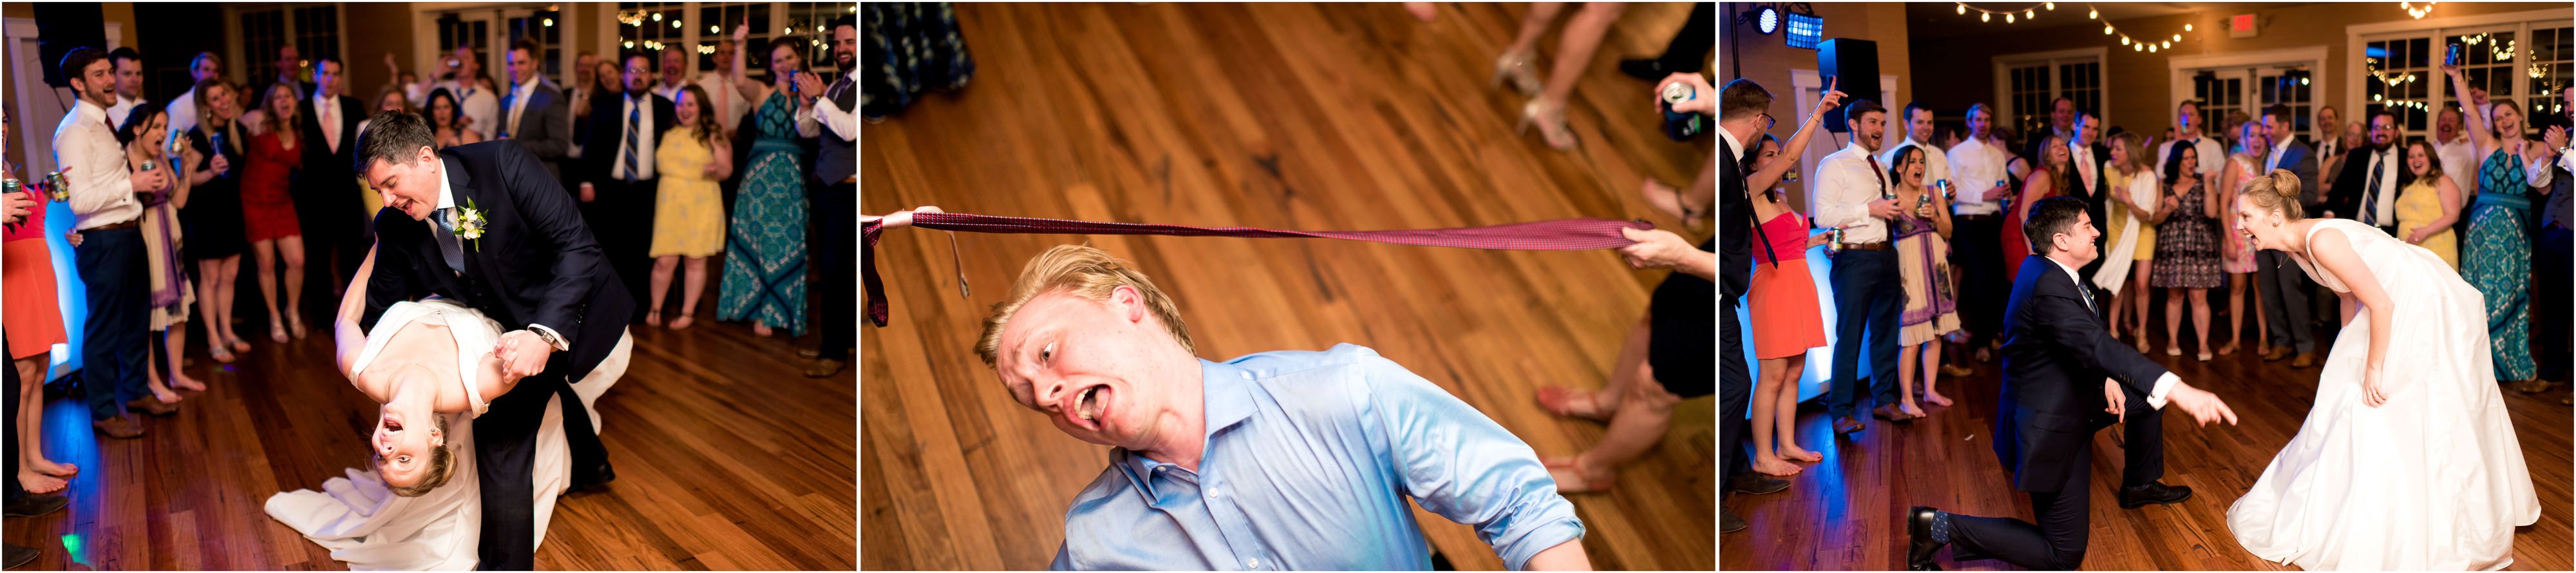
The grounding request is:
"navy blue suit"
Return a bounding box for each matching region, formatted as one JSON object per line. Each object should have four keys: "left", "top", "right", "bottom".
{"left": 363, "top": 141, "right": 632, "bottom": 569}
{"left": 1943, "top": 255, "right": 2170, "bottom": 570}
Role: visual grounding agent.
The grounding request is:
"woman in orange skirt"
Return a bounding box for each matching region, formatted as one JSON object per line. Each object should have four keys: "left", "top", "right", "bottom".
{"left": 1743, "top": 135, "right": 1831, "bottom": 476}
{"left": 5, "top": 106, "right": 79, "bottom": 493}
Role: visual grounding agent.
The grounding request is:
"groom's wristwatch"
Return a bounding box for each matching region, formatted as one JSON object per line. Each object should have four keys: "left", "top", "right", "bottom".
{"left": 528, "top": 325, "right": 570, "bottom": 351}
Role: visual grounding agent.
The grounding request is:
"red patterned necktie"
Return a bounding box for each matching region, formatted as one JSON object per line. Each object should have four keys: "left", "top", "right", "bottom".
{"left": 863, "top": 212, "right": 1654, "bottom": 326}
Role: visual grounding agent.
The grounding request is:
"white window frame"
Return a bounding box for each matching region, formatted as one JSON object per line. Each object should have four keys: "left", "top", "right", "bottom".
{"left": 2346, "top": 8, "right": 2575, "bottom": 138}
{"left": 1993, "top": 47, "right": 2108, "bottom": 135}
{"left": 2166, "top": 46, "right": 2330, "bottom": 141}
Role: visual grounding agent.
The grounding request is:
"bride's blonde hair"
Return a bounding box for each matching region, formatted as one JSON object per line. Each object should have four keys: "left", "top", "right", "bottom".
{"left": 2235, "top": 169, "right": 2306, "bottom": 221}
{"left": 376, "top": 366, "right": 458, "bottom": 498}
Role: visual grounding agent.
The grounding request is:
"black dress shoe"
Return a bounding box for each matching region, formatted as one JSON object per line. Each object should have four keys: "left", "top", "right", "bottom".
{"left": 2118, "top": 481, "right": 2193, "bottom": 508}
{"left": 4, "top": 494, "right": 67, "bottom": 518}
{"left": 1727, "top": 472, "right": 1790, "bottom": 496}
{"left": 5, "top": 543, "right": 38, "bottom": 569}
{"left": 1906, "top": 506, "right": 1945, "bottom": 570}
{"left": 1721, "top": 507, "right": 1746, "bottom": 533}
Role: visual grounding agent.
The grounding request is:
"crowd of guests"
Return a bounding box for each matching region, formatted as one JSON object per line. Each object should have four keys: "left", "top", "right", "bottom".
{"left": 0, "top": 15, "right": 858, "bottom": 501}
{"left": 1717, "top": 69, "right": 2573, "bottom": 531}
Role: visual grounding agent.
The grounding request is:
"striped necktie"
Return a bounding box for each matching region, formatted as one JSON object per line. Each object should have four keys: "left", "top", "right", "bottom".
{"left": 862, "top": 212, "right": 1654, "bottom": 326}
{"left": 623, "top": 100, "right": 641, "bottom": 184}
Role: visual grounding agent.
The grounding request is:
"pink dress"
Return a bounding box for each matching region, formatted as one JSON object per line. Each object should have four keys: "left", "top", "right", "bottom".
{"left": 1747, "top": 211, "right": 1828, "bottom": 359}
{"left": 2223, "top": 155, "right": 2260, "bottom": 273}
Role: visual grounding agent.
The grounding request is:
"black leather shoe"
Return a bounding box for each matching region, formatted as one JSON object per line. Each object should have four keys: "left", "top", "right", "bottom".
{"left": 1906, "top": 506, "right": 1944, "bottom": 570}
{"left": 1721, "top": 507, "right": 1746, "bottom": 533}
{"left": 1727, "top": 472, "right": 1790, "bottom": 496}
{"left": 2118, "top": 481, "right": 2193, "bottom": 508}
{"left": 4, "top": 494, "right": 68, "bottom": 518}
{"left": 6, "top": 543, "right": 38, "bottom": 569}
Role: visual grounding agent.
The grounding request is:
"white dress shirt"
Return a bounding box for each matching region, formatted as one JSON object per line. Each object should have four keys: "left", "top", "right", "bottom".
{"left": 2155, "top": 135, "right": 2226, "bottom": 181}
{"left": 1879, "top": 135, "right": 1951, "bottom": 197}
{"left": 2358, "top": 146, "right": 2401, "bottom": 226}
{"left": 2045, "top": 255, "right": 2181, "bottom": 409}
{"left": 607, "top": 93, "right": 660, "bottom": 182}
{"left": 167, "top": 88, "right": 201, "bottom": 137}
{"left": 813, "top": 80, "right": 858, "bottom": 142}
{"left": 502, "top": 77, "right": 541, "bottom": 138}
{"left": 55, "top": 98, "right": 143, "bottom": 229}
{"left": 695, "top": 72, "right": 748, "bottom": 133}
{"left": 1720, "top": 128, "right": 1745, "bottom": 163}
{"left": 106, "top": 94, "right": 143, "bottom": 128}
{"left": 1948, "top": 136, "right": 2009, "bottom": 215}
{"left": 437, "top": 79, "right": 500, "bottom": 141}
{"left": 650, "top": 81, "right": 687, "bottom": 106}
{"left": 2435, "top": 133, "right": 2478, "bottom": 194}
{"left": 314, "top": 88, "right": 346, "bottom": 153}
{"left": 1815, "top": 141, "right": 1894, "bottom": 244}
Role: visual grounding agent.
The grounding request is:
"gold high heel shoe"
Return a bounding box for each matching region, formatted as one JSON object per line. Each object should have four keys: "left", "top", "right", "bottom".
{"left": 1491, "top": 50, "right": 1541, "bottom": 97}
{"left": 1517, "top": 99, "right": 1577, "bottom": 151}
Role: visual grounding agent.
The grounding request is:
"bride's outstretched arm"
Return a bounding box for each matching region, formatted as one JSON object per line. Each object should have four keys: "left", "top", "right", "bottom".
{"left": 337, "top": 245, "right": 379, "bottom": 382}
{"left": 2306, "top": 227, "right": 2396, "bottom": 407}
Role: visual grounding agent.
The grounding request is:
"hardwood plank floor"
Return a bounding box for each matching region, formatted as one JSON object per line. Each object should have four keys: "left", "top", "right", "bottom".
{"left": 860, "top": 2, "right": 1716, "bottom": 570}
{"left": 1721, "top": 316, "right": 2575, "bottom": 570}
{"left": 8, "top": 293, "right": 857, "bottom": 570}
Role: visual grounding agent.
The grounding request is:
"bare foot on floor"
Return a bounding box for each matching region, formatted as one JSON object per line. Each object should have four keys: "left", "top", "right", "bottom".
{"left": 1543, "top": 456, "right": 1618, "bottom": 493}
{"left": 1899, "top": 401, "right": 1928, "bottom": 418}
{"left": 1776, "top": 444, "right": 1823, "bottom": 463}
{"left": 172, "top": 372, "right": 207, "bottom": 392}
{"left": 150, "top": 385, "right": 184, "bottom": 404}
{"left": 1750, "top": 454, "right": 1804, "bottom": 476}
{"left": 17, "top": 469, "right": 66, "bottom": 494}
{"left": 1534, "top": 386, "right": 1611, "bottom": 422}
{"left": 1924, "top": 389, "right": 1954, "bottom": 407}
{"left": 26, "top": 458, "right": 77, "bottom": 477}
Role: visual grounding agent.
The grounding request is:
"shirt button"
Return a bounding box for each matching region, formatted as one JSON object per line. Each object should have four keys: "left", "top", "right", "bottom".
{"left": 1246, "top": 558, "right": 1259, "bottom": 568}
{"left": 1240, "top": 372, "right": 1252, "bottom": 380}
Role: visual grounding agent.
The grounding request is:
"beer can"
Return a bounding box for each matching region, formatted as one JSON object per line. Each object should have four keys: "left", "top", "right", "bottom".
{"left": 46, "top": 171, "right": 70, "bottom": 202}
{"left": 3, "top": 179, "right": 21, "bottom": 201}
{"left": 1660, "top": 82, "right": 1703, "bottom": 141}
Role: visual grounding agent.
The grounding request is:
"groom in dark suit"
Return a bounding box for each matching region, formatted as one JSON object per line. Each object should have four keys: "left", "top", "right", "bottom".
{"left": 1904, "top": 197, "right": 2239, "bottom": 570}
{"left": 351, "top": 110, "right": 633, "bottom": 570}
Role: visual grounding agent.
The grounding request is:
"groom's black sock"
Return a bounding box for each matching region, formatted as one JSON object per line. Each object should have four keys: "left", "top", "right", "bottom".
{"left": 1929, "top": 511, "right": 1954, "bottom": 545}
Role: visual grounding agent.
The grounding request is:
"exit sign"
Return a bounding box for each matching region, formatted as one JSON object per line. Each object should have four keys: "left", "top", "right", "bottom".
{"left": 2230, "top": 14, "right": 2258, "bottom": 38}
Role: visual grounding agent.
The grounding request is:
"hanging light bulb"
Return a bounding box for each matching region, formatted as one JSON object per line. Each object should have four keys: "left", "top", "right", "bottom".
{"left": 2150, "top": 44, "right": 2159, "bottom": 52}
{"left": 2162, "top": 41, "right": 2171, "bottom": 48}
{"left": 2005, "top": 13, "right": 2014, "bottom": 23}
{"left": 2104, "top": 24, "right": 2114, "bottom": 34}
{"left": 1958, "top": 3, "right": 1967, "bottom": 15}
{"left": 2088, "top": 8, "right": 2098, "bottom": 19}
{"left": 1982, "top": 12, "right": 1991, "bottom": 22}
{"left": 2183, "top": 23, "right": 2193, "bottom": 32}
{"left": 2172, "top": 34, "right": 2181, "bottom": 41}
{"left": 2045, "top": 2, "right": 2056, "bottom": 10}
{"left": 2121, "top": 36, "right": 2130, "bottom": 45}
{"left": 652, "top": 12, "right": 663, "bottom": 21}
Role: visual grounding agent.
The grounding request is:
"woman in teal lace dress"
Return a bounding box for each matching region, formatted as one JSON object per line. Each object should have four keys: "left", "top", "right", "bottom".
{"left": 2443, "top": 63, "right": 2557, "bottom": 391}
{"left": 719, "top": 23, "right": 829, "bottom": 336}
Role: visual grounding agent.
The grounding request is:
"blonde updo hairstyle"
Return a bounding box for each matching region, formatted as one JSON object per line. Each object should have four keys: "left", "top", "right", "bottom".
{"left": 2235, "top": 168, "right": 2306, "bottom": 222}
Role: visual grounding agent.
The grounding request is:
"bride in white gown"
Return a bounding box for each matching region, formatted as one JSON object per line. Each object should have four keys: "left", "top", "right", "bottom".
{"left": 2222, "top": 170, "right": 2539, "bottom": 570}
{"left": 263, "top": 252, "right": 625, "bottom": 570}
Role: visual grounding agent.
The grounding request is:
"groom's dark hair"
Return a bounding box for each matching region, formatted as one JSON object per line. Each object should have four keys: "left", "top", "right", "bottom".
{"left": 355, "top": 110, "right": 437, "bottom": 173}
{"left": 2023, "top": 196, "right": 2090, "bottom": 255}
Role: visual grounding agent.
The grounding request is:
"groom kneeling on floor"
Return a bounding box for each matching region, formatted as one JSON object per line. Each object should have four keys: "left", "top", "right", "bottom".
{"left": 1905, "top": 197, "right": 2239, "bottom": 571}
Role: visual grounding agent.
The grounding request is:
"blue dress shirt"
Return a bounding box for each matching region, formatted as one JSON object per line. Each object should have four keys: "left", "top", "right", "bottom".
{"left": 1049, "top": 344, "right": 1584, "bottom": 570}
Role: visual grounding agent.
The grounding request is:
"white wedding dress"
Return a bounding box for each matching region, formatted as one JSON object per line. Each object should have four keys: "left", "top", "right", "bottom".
{"left": 2225, "top": 219, "right": 2540, "bottom": 570}
{"left": 264, "top": 299, "right": 620, "bottom": 570}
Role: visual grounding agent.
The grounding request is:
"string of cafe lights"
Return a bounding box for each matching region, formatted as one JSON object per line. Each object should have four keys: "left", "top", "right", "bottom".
{"left": 1953, "top": 3, "right": 2195, "bottom": 53}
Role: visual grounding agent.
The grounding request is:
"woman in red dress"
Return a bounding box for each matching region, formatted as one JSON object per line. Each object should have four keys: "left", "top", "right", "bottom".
{"left": 5, "top": 106, "right": 79, "bottom": 494}
{"left": 2000, "top": 133, "right": 2074, "bottom": 284}
{"left": 242, "top": 81, "right": 308, "bottom": 343}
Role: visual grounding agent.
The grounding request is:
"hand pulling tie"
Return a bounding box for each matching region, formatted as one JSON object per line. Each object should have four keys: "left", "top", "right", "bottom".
{"left": 862, "top": 212, "right": 1655, "bottom": 326}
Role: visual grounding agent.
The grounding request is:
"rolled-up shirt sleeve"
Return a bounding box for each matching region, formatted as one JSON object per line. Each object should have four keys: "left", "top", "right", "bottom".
{"left": 1366, "top": 361, "right": 1582, "bottom": 570}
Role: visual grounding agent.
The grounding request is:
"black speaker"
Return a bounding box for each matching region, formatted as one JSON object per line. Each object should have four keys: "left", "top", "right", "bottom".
{"left": 1818, "top": 38, "right": 1880, "bottom": 133}
{"left": 33, "top": 3, "right": 109, "bottom": 88}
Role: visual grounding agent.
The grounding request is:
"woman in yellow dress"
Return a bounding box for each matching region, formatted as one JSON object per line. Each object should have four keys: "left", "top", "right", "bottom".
{"left": 2395, "top": 139, "right": 2463, "bottom": 269}
{"left": 647, "top": 84, "right": 733, "bottom": 329}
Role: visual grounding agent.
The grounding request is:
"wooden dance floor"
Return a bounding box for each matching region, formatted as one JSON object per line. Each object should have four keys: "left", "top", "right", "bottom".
{"left": 1721, "top": 320, "right": 2575, "bottom": 570}
{"left": 8, "top": 294, "right": 857, "bottom": 570}
{"left": 862, "top": 3, "right": 1714, "bottom": 570}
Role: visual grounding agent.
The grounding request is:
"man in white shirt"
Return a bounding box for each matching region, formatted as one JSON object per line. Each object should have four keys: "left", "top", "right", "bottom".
{"left": 1813, "top": 99, "right": 1911, "bottom": 434}
{"left": 105, "top": 48, "right": 147, "bottom": 126}
{"left": 652, "top": 48, "right": 690, "bottom": 104}
{"left": 52, "top": 47, "right": 175, "bottom": 437}
{"left": 2155, "top": 101, "right": 2225, "bottom": 185}
{"left": 2313, "top": 106, "right": 2345, "bottom": 214}
{"left": 694, "top": 40, "right": 749, "bottom": 134}
{"left": 1947, "top": 103, "right": 2014, "bottom": 362}
{"left": 2434, "top": 105, "right": 2478, "bottom": 196}
{"left": 1880, "top": 102, "right": 1951, "bottom": 195}
{"left": 579, "top": 52, "right": 680, "bottom": 322}
{"left": 433, "top": 46, "right": 500, "bottom": 141}
{"left": 298, "top": 56, "right": 371, "bottom": 299}
{"left": 2065, "top": 111, "right": 2111, "bottom": 284}
{"left": 167, "top": 52, "right": 221, "bottom": 137}
{"left": 809, "top": 15, "right": 861, "bottom": 376}
{"left": 2255, "top": 104, "right": 2318, "bottom": 367}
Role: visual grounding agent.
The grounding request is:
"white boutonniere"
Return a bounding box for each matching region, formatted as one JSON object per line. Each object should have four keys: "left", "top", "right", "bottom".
{"left": 455, "top": 199, "right": 489, "bottom": 251}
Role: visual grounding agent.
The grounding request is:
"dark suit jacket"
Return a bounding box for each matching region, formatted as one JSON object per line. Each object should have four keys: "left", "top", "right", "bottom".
{"left": 1993, "top": 255, "right": 2170, "bottom": 493}
{"left": 2329, "top": 144, "right": 2403, "bottom": 225}
{"left": 578, "top": 91, "right": 681, "bottom": 188}
{"left": 1720, "top": 135, "right": 1749, "bottom": 300}
{"left": 295, "top": 94, "right": 367, "bottom": 235}
{"left": 2263, "top": 141, "right": 2320, "bottom": 211}
{"left": 497, "top": 82, "right": 573, "bottom": 182}
{"left": 363, "top": 141, "right": 634, "bottom": 385}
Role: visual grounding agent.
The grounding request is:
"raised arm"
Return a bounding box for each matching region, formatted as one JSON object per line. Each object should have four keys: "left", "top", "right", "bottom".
{"left": 729, "top": 23, "right": 769, "bottom": 104}
{"left": 2444, "top": 63, "right": 2499, "bottom": 152}
{"left": 337, "top": 244, "right": 381, "bottom": 380}
{"left": 1746, "top": 79, "right": 1846, "bottom": 192}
